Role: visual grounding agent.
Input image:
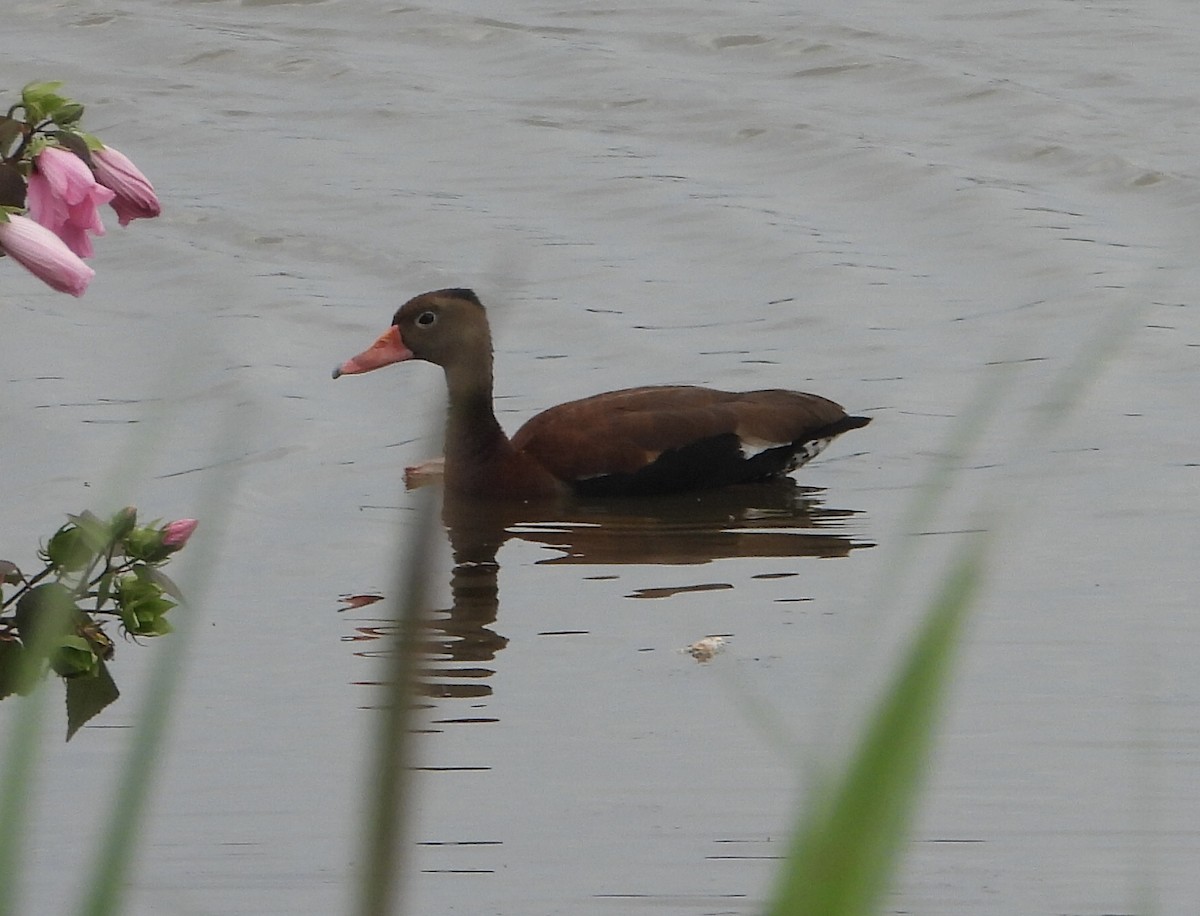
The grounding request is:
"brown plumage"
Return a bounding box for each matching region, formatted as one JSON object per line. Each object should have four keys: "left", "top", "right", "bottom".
{"left": 333, "top": 288, "right": 870, "bottom": 498}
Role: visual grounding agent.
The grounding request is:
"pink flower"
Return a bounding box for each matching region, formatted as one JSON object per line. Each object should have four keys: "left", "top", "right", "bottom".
{"left": 161, "top": 518, "right": 198, "bottom": 550}
{"left": 0, "top": 213, "right": 95, "bottom": 296}
{"left": 91, "top": 145, "right": 161, "bottom": 226}
{"left": 26, "top": 145, "right": 114, "bottom": 258}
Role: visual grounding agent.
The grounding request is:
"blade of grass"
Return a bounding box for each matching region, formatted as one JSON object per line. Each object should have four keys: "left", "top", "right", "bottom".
{"left": 74, "top": 405, "right": 243, "bottom": 916}
{"left": 0, "top": 684, "right": 45, "bottom": 916}
{"left": 3, "top": 321, "right": 239, "bottom": 916}
{"left": 354, "top": 486, "right": 438, "bottom": 916}
{"left": 0, "top": 565, "right": 101, "bottom": 914}
{"left": 0, "top": 598, "right": 76, "bottom": 916}
{"left": 767, "top": 300, "right": 1137, "bottom": 915}
{"left": 767, "top": 531, "right": 987, "bottom": 916}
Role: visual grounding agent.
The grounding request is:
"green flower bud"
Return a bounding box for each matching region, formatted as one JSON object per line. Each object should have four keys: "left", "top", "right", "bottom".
{"left": 45, "top": 526, "right": 92, "bottom": 573}
{"left": 123, "top": 526, "right": 164, "bottom": 563}
{"left": 116, "top": 568, "right": 176, "bottom": 637}
{"left": 51, "top": 634, "right": 99, "bottom": 678}
{"left": 109, "top": 506, "right": 138, "bottom": 542}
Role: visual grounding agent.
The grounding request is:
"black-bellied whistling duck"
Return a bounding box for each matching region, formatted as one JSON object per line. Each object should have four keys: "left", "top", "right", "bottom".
{"left": 333, "top": 288, "right": 870, "bottom": 498}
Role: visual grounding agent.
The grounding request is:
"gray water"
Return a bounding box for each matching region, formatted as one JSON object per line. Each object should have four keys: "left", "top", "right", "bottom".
{"left": 3, "top": 2, "right": 1197, "bottom": 914}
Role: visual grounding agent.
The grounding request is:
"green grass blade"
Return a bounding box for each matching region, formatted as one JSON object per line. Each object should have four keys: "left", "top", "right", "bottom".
{"left": 0, "top": 578, "right": 83, "bottom": 916}
{"left": 354, "top": 487, "right": 438, "bottom": 916}
{"left": 768, "top": 533, "right": 986, "bottom": 916}
{"left": 0, "top": 669, "right": 52, "bottom": 916}
{"left": 74, "top": 412, "right": 241, "bottom": 916}
{"left": 768, "top": 301, "right": 1134, "bottom": 916}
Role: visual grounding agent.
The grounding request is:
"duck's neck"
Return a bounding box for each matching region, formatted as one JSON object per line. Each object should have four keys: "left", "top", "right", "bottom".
{"left": 442, "top": 354, "right": 515, "bottom": 467}
{"left": 439, "top": 351, "right": 564, "bottom": 497}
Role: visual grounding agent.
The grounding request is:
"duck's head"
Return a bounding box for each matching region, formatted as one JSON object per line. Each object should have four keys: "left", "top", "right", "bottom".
{"left": 332, "top": 288, "right": 490, "bottom": 379}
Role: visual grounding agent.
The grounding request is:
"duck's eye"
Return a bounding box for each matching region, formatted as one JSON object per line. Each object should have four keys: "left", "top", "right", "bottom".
{"left": 416, "top": 310, "right": 437, "bottom": 327}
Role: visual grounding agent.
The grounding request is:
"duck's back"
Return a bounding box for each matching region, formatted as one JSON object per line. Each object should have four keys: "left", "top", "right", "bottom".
{"left": 510, "top": 385, "right": 869, "bottom": 496}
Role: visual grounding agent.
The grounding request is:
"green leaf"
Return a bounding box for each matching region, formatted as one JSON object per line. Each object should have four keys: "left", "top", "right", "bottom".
{"left": 142, "top": 566, "right": 183, "bottom": 601}
{"left": 147, "top": 616, "right": 173, "bottom": 637}
{"left": 51, "top": 102, "right": 85, "bottom": 126}
{"left": 94, "top": 571, "right": 115, "bottom": 612}
{"left": 51, "top": 129, "right": 91, "bottom": 163}
{"left": 65, "top": 658, "right": 120, "bottom": 741}
{"left": 68, "top": 511, "right": 115, "bottom": 554}
{"left": 76, "top": 129, "right": 104, "bottom": 152}
{"left": 13, "top": 582, "right": 76, "bottom": 645}
{"left": 0, "top": 639, "right": 27, "bottom": 699}
{"left": 20, "top": 80, "right": 66, "bottom": 98}
{"left": 20, "top": 81, "right": 69, "bottom": 122}
{"left": 5, "top": 583, "right": 77, "bottom": 697}
{"left": 138, "top": 597, "right": 175, "bottom": 629}
{"left": 136, "top": 595, "right": 175, "bottom": 621}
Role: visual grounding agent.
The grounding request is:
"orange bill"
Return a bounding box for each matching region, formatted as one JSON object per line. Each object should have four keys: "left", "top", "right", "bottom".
{"left": 332, "top": 325, "right": 413, "bottom": 378}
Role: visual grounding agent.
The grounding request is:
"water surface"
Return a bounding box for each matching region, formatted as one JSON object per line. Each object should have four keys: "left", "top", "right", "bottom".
{"left": 3, "top": 2, "right": 1197, "bottom": 914}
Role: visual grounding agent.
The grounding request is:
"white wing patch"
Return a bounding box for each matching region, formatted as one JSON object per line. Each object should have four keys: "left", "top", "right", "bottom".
{"left": 739, "top": 435, "right": 834, "bottom": 471}
{"left": 738, "top": 436, "right": 788, "bottom": 459}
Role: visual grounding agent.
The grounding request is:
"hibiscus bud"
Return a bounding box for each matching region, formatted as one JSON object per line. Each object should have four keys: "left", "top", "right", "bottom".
{"left": 0, "top": 213, "right": 94, "bottom": 296}
{"left": 110, "top": 506, "right": 139, "bottom": 542}
{"left": 26, "top": 145, "right": 114, "bottom": 258}
{"left": 90, "top": 146, "right": 161, "bottom": 226}
{"left": 161, "top": 518, "right": 198, "bottom": 550}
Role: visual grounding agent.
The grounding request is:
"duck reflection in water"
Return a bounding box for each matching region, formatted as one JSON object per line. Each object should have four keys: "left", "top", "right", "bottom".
{"left": 343, "top": 478, "right": 872, "bottom": 704}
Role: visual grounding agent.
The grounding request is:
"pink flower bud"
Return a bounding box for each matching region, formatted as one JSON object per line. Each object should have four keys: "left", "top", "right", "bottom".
{"left": 0, "top": 213, "right": 95, "bottom": 296}
{"left": 90, "top": 146, "right": 161, "bottom": 226}
{"left": 161, "top": 518, "right": 198, "bottom": 550}
{"left": 26, "top": 145, "right": 114, "bottom": 258}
